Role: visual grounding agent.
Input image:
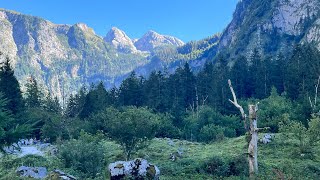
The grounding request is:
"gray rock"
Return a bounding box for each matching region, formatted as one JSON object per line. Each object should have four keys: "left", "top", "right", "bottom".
{"left": 16, "top": 166, "right": 47, "bottom": 179}
{"left": 109, "top": 158, "right": 160, "bottom": 180}
{"left": 167, "top": 139, "right": 175, "bottom": 146}
{"left": 260, "top": 133, "right": 274, "bottom": 144}
{"left": 47, "top": 169, "right": 77, "bottom": 180}
{"left": 134, "top": 30, "right": 184, "bottom": 52}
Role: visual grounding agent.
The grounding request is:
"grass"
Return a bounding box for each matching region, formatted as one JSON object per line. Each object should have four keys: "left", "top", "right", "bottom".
{"left": 1, "top": 134, "right": 319, "bottom": 179}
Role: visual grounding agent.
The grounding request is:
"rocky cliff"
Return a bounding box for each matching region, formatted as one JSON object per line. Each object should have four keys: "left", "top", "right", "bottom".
{"left": 218, "top": 0, "right": 320, "bottom": 57}
{"left": 0, "top": 9, "right": 186, "bottom": 102}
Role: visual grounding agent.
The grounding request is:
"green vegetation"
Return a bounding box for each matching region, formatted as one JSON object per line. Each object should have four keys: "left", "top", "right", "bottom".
{"left": 0, "top": 44, "right": 320, "bottom": 179}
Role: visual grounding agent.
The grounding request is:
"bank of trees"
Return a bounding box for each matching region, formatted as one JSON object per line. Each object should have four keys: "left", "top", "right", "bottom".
{"left": 0, "top": 44, "right": 319, "bottom": 162}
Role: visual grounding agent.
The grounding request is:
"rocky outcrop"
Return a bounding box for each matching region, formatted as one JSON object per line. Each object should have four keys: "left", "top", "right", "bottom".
{"left": 16, "top": 166, "right": 47, "bottom": 179}
{"left": 0, "top": 9, "right": 149, "bottom": 101}
{"left": 135, "top": 30, "right": 184, "bottom": 52}
{"left": 218, "top": 0, "right": 320, "bottom": 57}
{"left": 108, "top": 158, "right": 160, "bottom": 180}
{"left": 104, "top": 27, "right": 137, "bottom": 53}
{"left": 0, "top": 9, "right": 189, "bottom": 101}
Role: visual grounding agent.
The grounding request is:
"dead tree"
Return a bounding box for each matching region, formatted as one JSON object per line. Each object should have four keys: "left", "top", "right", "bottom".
{"left": 309, "top": 75, "right": 320, "bottom": 113}
{"left": 228, "top": 79, "right": 268, "bottom": 179}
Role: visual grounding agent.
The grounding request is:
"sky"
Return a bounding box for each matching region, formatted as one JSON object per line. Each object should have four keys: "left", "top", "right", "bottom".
{"left": 0, "top": 0, "right": 238, "bottom": 42}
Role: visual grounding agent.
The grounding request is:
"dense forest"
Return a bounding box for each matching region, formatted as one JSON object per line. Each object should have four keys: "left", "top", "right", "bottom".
{"left": 0, "top": 44, "right": 320, "bottom": 179}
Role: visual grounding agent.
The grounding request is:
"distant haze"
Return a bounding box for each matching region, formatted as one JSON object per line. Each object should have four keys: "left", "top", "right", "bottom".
{"left": 0, "top": 0, "right": 238, "bottom": 41}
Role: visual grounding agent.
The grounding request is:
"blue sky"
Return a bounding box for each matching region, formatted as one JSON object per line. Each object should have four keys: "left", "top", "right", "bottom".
{"left": 0, "top": 0, "right": 238, "bottom": 42}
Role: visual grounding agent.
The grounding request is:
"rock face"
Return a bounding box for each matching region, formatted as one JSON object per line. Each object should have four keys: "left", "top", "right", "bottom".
{"left": 0, "top": 9, "right": 148, "bottom": 100}
{"left": 135, "top": 30, "right": 184, "bottom": 52}
{"left": 108, "top": 158, "right": 160, "bottom": 180}
{"left": 16, "top": 166, "right": 47, "bottom": 179}
{"left": 218, "top": 0, "right": 320, "bottom": 57}
{"left": 0, "top": 9, "right": 187, "bottom": 101}
{"left": 104, "top": 27, "right": 137, "bottom": 53}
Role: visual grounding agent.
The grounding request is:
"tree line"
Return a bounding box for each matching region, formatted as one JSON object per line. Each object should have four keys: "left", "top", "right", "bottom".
{"left": 0, "top": 44, "right": 319, "bottom": 158}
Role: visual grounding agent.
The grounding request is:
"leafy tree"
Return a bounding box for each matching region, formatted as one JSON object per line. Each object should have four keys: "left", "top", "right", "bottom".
{"left": 106, "top": 107, "right": 159, "bottom": 160}
{"left": 279, "top": 115, "right": 320, "bottom": 157}
{"left": 59, "top": 131, "right": 105, "bottom": 178}
{"left": 259, "top": 87, "right": 293, "bottom": 132}
{"left": 0, "top": 56, "right": 24, "bottom": 114}
{"left": 199, "top": 124, "right": 225, "bottom": 143}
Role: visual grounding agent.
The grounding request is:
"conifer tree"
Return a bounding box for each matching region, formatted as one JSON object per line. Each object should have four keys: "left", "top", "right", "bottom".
{"left": 25, "top": 76, "right": 42, "bottom": 108}
{"left": 0, "top": 56, "right": 24, "bottom": 114}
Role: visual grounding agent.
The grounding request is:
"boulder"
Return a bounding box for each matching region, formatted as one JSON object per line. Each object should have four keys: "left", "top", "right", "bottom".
{"left": 109, "top": 158, "right": 160, "bottom": 180}
{"left": 16, "top": 166, "right": 47, "bottom": 179}
{"left": 259, "top": 133, "right": 274, "bottom": 144}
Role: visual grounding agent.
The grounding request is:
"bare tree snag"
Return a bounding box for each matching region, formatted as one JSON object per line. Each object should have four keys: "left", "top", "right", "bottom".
{"left": 248, "top": 104, "right": 258, "bottom": 177}
{"left": 228, "top": 79, "right": 247, "bottom": 130}
{"left": 228, "top": 79, "right": 267, "bottom": 179}
{"left": 309, "top": 75, "right": 320, "bottom": 113}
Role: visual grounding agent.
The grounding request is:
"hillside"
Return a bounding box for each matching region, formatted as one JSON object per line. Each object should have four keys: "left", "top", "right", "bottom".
{"left": 0, "top": 9, "right": 188, "bottom": 101}
{"left": 217, "top": 0, "right": 320, "bottom": 58}
{"left": 1, "top": 134, "right": 319, "bottom": 179}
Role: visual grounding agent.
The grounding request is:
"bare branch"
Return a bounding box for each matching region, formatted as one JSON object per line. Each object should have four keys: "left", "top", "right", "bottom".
{"left": 309, "top": 75, "right": 320, "bottom": 111}
{"left": 228, "top": 79, "right": 246, "bottom": 119}
{"left": 315, "top": 75, "right": 320, "bottom": 107}
{"left": 255, "top": 127, "right": 270, "bottom": 132}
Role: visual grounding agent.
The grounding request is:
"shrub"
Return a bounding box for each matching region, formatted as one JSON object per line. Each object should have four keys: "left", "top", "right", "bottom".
{"left": 105, "top": 106, "right": 160, "bottom": 160}
{"left": 200, "top": 155, "right": 248, "bottom": 177}
{"left": 199, "top": 124, "right": 225, "bottom": 143}
{"left": 202, "top": 156, "right": 229, "bottom": 177}
{"left": 58, "top": 131, "right": 105, "bottom": 178}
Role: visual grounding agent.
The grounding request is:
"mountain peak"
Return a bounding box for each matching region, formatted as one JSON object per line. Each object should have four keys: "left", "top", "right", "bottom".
{"left": 135, "top": 31, "right": 184, "bottom": 52}
{"left": 104, "top": 27, "right": 137, "bottom": 53}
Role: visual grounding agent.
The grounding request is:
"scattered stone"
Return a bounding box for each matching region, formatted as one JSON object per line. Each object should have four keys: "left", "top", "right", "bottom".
{"left": 167, "top": 139, "right": 175, "bottom": 146}
{"left": 177, "top": 147, "right": 184, "bottom": 156}
{"left": 46, "top": 169, "right": 77, "bottom": 180}
{"left": 259, "top": 133, "right": 274, "bottom": 144}
{"left": 109, "top": 158, "right": 160, "bottom": 180}
{"left": 16, "top": 166, "right": 47, "bottom": 179}
{"left": 2, "top": 139, "right": 57, "bottom": 157}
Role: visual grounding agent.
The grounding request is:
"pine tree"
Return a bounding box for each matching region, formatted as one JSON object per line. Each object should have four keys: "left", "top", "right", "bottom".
{"left": 80, "top": 82, "right": 109, "bottom": 118}
{"left": 25, "top": 76, "right": 42, "bottom": 108}
{"left": 0, "top": 56, "right": 24, "bottom": 114}
{"left": 44, "top": 93, "right": 61, "bottom": 114}
{"left": 118, "top": 72, "right": 143, "bottom": 107}
{"left": 0, "top": 93, "right": 31, "bottom": 148}
{"left": 230, "top": 56, "right": 249, "bottom": 98}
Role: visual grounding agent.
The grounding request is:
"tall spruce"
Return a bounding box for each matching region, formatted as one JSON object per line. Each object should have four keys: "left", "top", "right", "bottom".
{"left": 25, "top": 76, "right": 42, "bottom": 108}
{"left": 0, "top": 56, "right": 24, "bottom": 114}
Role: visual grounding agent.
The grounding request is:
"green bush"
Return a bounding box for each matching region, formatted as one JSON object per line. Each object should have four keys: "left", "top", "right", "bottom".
{"left": 199, "top": 124, "right": 225, "bottom": 143}
{"left": 58, "top": 131, "right": 105, "bottom": 179}
{"left": 102, "top": 106, "right": 160, "bottom": 160}
{"left": 200, "top": 155, "right": 248, "bottom": 177}
{"left": 279, "top": 116, "right": 320, "bottom": 157}
{"left": 202, "top": 156, "right": 229, "bottom": 177}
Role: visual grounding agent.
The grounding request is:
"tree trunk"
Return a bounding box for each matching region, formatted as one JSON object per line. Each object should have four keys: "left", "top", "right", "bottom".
{"left": 248, "top": 105, "right": 258, "bottom": 179}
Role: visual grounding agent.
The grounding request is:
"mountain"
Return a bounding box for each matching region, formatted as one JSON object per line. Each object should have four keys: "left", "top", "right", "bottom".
{"left": 217, "top": 0, "right": 320, "bottom": 58}
{"left": 134, "top": 30, "right": 185, "bottom": 52}
{"left": 0, "top": 9, "right": 187, "bottom": 102}
{"left": 0, "top": 9, "right": 150, "bottom": 101}
{"left": 104, "top": 27, "right": 137, "bottom": 53}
